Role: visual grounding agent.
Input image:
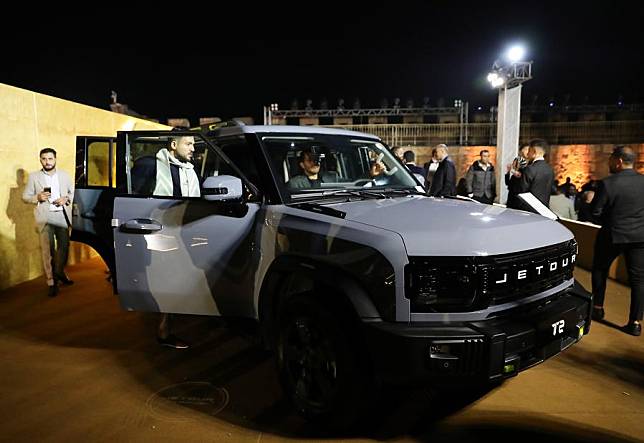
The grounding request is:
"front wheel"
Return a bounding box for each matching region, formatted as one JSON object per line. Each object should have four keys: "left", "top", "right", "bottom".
{"left": 275, "top": 293, "right": 374, "bottom": 429}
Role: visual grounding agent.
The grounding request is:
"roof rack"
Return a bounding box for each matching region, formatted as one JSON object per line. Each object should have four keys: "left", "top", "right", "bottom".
{"left": 192, "top": 119, "right": 246, "bottom": 136}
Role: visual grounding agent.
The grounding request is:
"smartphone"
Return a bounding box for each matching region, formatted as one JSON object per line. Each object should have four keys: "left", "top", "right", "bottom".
{"left": 43, "top": 187, "right": 51, "bottom": 193}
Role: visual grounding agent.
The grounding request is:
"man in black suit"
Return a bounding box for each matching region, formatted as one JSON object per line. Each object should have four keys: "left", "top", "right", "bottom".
{"left": 428, "top": 144, "right": 456, "bottom": 197}
{"left": 518, "top": 139, "right": 554, "bottom": 210}
{"left": 591, "top": 146, "right": 644, "bottom": 336}
{"left": 403, "top": 150, "right": 426, "bottom": 178}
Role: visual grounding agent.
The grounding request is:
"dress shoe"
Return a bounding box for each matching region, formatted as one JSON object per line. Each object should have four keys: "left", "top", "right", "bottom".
{"left": 157, "top": 334, "right": 190, "bottom": 349}
{"left": 623, "top": 322, "right": 641, "bottom": 336}
{"left": 56, "top": 274, "right": 74, "bottom": 286}
{"left": 591, "top": 306, "right": 605, "bottom": 321}
{"left": 48, "top": 285, "right": 59, "bottom": 297}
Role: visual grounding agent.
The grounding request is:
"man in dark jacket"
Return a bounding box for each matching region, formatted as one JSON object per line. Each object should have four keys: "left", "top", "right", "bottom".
{"left": 465, "top": 149, "right": 496, "bottom": 204}
{"left": 517, "top": 139, "right": 554, "bottom": 210}
{"left": 505, "top": 144, "right": 529, "bottom": 209}
{"left": 428, "top": 144, "right": 456, "bottom": 197}
{"left": 591, "top": 146, "right": 644, "bottom": 336}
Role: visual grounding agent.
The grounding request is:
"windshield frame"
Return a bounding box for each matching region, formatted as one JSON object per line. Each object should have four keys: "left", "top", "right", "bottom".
{"left": 255, "top": 131, "right": 423, "bottom": 204}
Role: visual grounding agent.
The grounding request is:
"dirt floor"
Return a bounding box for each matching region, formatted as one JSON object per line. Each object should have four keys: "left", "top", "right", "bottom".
{"left": 0, "top": 258, "right": 642, "bottom": 442}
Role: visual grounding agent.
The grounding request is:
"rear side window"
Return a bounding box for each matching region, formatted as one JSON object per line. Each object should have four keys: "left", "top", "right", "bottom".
{"left": 75, "top": 137, "right": 116, "bottom": 188}
{"left": 87, "top": 141, "right": 116, "bottom": 187}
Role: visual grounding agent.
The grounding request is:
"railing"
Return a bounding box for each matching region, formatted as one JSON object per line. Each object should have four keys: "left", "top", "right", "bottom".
{"left": 322, "top": 120, "right": 644, "bottom": 146}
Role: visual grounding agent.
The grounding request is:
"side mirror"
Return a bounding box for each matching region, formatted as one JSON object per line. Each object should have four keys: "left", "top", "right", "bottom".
{"left": 202, "top": 175, "right": 243, "bottom": 201}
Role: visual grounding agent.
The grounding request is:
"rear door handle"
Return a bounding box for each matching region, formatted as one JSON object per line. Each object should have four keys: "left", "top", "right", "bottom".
{"left": 120, "top": 218, "right": 162, "bottom": 233}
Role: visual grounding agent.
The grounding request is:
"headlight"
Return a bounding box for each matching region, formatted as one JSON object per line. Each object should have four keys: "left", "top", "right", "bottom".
{"left": 405, "top": 258, "right": 485, "bottom": 312}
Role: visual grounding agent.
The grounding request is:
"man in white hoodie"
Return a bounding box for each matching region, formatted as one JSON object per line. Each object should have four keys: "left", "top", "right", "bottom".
{"left": 153, "top": 135, "right": 201, "bottom": 197}
{"left": 131, "top": 133, "right": 201, "bottom": 349}
{"left": 132, "top": 134, "right": 201, "bottom": 198}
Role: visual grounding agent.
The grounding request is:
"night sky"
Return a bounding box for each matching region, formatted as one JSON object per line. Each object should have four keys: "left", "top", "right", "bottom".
{"left": 3, "top": 2, "right": 643, "bottom": 125}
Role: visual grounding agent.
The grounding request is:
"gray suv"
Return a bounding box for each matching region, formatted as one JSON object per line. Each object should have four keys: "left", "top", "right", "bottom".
{"left": 72, "top": 124, "right": 591, "bottom": 427}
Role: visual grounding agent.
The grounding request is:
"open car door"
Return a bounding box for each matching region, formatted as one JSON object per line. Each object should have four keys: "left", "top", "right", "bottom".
{"left": 71, "top": 136, "right": 118, "bottom": 275}
{"left": 111, "top": 131, "right": 261, "bottom": 316}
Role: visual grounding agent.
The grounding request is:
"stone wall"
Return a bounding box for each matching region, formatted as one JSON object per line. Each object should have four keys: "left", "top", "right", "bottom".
{"left": 0, "top": 83, "right": 170, "bottom": 291}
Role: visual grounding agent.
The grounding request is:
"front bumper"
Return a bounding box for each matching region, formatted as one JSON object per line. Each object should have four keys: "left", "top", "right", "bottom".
{"left": 363, "top": 282, "right": 592, "bottom": 385}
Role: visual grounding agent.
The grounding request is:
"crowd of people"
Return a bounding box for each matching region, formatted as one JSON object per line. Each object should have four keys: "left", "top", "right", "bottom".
{"left": 390, "top": 141, "right": 602, "bottom": 222}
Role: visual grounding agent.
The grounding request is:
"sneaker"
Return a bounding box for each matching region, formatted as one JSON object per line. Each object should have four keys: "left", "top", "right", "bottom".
{"left": 623, "top": 322, "right": 642, "bottom": 337}
{"left": 591, "top": 306, "right": 605, "bottom": 321}
{"left": 48, "top": 285, "right": 58, "bottom": 297}
{"left": 157, "top": 334, "right": 190, "bottom": 349}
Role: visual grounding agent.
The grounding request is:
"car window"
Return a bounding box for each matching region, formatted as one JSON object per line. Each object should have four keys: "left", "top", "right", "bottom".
{"left": 259, "top": 133, "right": 418, "bottom": 201}
{"left": 127, "top": 134, "right": 246, "bottom": 198}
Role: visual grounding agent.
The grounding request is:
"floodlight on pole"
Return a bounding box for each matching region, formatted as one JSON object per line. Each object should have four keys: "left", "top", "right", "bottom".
{"left": 488, "top": 43, "right": 533, "bottom": 205}
{"left": 506, "top": 45, "right": 526, "bottom": 62}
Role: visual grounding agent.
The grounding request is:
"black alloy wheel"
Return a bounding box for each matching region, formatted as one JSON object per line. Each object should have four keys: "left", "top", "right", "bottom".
{"left": 276, "top": 293, "right": 373, "bottom": 429}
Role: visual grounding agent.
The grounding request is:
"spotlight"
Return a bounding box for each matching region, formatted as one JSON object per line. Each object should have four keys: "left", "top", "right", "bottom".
{"left": 491, "top": 76, "right": 506, "bottom": 88}
{"left": 506, "top": 45, "right": 526, "bottom": 62}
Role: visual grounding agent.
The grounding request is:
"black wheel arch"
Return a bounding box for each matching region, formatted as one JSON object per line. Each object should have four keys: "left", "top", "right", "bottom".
{"left": 258, "top": 255, "right": 382, "bottom": 350}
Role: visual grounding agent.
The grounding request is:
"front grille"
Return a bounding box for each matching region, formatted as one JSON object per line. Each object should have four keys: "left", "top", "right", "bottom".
{"left": 407, "top": 240, "right": 577, "bottom": 312}
{"left": 483, "top": 241, "right": 576, "bottom": 305}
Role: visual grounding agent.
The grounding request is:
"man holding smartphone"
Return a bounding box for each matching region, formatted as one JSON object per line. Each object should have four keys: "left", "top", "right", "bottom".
{"left": 23, "top": 147, "right": 74, "bottom": 297}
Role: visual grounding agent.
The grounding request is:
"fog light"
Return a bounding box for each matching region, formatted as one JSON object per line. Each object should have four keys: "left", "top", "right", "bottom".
{"left": 429, "top": 344, "right": 450, "bottom": 356}
{"left": 578, "top": 325, "right": 584, "bottom": 339}
{"left": 503, "top": 364, "right": 515, "bottom": 374}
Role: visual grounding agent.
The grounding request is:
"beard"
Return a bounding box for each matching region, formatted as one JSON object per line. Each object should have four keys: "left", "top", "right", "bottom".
{"left": 176, "top": 153, "right": 192, "bottom": 163}
{"left": 43, "top": 164, "right": 55, "bottom": 171}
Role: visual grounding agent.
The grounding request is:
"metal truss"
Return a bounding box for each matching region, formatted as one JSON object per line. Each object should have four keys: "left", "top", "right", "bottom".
{"left": 270, "top": 107, "right": 463, "bottom": 118}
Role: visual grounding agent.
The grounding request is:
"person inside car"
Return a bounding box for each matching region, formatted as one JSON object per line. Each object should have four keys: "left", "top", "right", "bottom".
{"left": 287, "top": 148, "right": 339, "bottom": 189}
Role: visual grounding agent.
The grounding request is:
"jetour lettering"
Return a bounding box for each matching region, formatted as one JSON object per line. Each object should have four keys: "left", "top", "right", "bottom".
{"left": 493, "top": 254, "right": 573, "bottom": 286}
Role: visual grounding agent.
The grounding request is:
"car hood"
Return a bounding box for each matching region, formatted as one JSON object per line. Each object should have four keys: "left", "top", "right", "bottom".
{"left": 327, "top": 196, "right": 573, "bottom": 256}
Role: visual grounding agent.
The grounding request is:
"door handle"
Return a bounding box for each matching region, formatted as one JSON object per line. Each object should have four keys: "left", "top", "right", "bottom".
{"left": 120, "top": 218, "right": 162, "bottom": 233}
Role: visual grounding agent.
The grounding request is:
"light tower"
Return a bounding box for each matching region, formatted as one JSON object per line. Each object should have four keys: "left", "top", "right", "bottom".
{"left": 488, "top": 44, "right": 532, "bottom": 204}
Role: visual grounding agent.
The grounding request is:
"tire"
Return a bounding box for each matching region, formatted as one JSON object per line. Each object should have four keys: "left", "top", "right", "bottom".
{"left": 275, "top": 292, "right": 374, "bottom": 429}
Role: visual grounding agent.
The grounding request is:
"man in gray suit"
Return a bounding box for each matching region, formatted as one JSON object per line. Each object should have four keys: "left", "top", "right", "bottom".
{"left": 23, "top": 147, "right": 74, "bottom": 297}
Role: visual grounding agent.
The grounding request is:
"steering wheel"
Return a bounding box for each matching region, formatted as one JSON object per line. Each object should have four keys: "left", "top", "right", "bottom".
{"left": 353, "top": 179, "right": 376, "bottom": 187}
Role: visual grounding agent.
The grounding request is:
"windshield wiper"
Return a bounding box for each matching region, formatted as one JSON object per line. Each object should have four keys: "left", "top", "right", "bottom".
{"left": 321, "top": 189, "right": 389, "bottom": 199}
{"left": 379, "top": 188, "right": 425, "bottom": 196}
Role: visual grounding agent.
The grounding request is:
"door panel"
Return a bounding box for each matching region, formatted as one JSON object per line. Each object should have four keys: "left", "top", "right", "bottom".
{"left": 71, "top": 136, "right": 117, "bottom": 273}
{"left": 113, "top": 197, "right": 260, "bottom": 315}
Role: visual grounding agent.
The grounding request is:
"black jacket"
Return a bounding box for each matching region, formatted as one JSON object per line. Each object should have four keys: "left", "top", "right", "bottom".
{"left": 406, "top": 163, "right": 426, "bottom": 178}
{"left": 505, "top": 156, "right": 528, "bottom": 209}
{"left": 591, "top": 169, "right": 644, "bottom": 243}
{"left": 519, "top": 159, "right": 554, "bottom": 208}
{"left": 465, "top": 161, "right": 496, "bottom": 199}
{"left": 429, "top": 157, "right": 456, "bottom": 197}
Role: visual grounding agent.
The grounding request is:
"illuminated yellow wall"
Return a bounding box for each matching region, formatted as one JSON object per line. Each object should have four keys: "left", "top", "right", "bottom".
{"left": 0, "top": 83, "right": 170, "bottom": 291}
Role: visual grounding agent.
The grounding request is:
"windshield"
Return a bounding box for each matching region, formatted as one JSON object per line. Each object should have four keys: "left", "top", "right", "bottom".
{"left": 259, "top": 133, "right": 421, "bottom": 202}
